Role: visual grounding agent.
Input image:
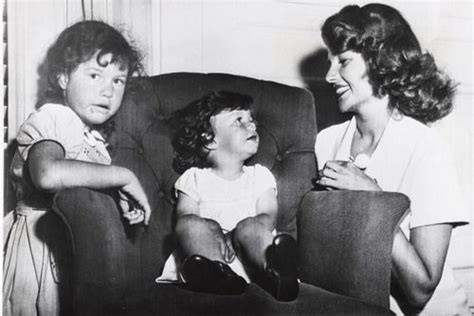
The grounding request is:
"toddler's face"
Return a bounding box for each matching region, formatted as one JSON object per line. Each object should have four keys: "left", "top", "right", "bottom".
{"left": 58, "top": 51, "right": 129, "bottom": 126}
{"left": 211, "top": 109, "right": 259, "bottom": 160}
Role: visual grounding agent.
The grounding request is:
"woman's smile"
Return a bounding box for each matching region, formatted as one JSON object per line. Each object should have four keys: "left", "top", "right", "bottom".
{"left": 326, "top": 51, "right": 374, "bottom": 113}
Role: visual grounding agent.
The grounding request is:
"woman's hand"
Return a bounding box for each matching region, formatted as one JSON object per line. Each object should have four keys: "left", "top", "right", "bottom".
{"left": 119, "top": 172, "right": 151, "bottom": 225}
{"left": 316, "top": 160, "right": 381, "bottom": 191}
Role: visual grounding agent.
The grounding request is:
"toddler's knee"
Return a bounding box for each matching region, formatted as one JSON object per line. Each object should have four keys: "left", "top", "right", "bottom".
{"left": 234, "top": 217, "right": 261, "bottom": 240}
{"left": 176, "top": 215, "right": 203, "bottom": 235}
{"left": 176, "top": 215, "right": 221, "bottom": 236}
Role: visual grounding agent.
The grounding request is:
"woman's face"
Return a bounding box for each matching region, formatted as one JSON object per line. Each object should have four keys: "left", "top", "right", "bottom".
{"left": 325, "top": 50, "right": 374, "bottom": 113}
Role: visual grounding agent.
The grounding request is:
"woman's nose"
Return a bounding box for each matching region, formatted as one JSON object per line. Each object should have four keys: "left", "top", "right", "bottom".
{"left": 325, "top": 64, "right": 338, "bottom": 84}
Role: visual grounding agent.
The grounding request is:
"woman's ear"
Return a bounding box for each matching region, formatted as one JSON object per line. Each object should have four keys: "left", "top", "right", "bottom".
{"left": 57, "top": 73, "right": 69, "bottom": 90}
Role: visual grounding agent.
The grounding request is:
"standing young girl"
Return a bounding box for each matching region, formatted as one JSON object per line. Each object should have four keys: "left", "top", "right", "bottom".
{"left": 157, "top": 91, "right": 299, "bottom": 301}
{"left": 3, "top": 20, "right": 151, "bottom": 316}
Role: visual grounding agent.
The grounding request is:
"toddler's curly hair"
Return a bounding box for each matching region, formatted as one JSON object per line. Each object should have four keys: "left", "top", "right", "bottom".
{"left": 171, "top": 91, "right": 253, "bottom": 174}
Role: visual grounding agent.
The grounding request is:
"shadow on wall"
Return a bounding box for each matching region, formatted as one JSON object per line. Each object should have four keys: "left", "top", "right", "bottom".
{"left": 299, "top": 48, "right": 352, "bottom": 132}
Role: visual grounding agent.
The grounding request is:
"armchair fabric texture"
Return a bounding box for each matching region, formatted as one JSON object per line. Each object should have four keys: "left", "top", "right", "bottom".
{"left": 298, "top": 190, "right": 409, "bottom": 308}
{"left": 52, "top": 72, "right": 404, "bottom": 315}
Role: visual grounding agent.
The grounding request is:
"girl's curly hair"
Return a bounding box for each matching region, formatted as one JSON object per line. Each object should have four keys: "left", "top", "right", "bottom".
{"left": 171, "top": 91, "right": 253, "bottom": 174}
{"left": 36, "top": 20, "right": 144, "bottom": 144}
{"left": 40, "top": 20, "right": 144, "bottom": 105}
{"left": 322, "top": 3, "right": 456, "bottom": 124}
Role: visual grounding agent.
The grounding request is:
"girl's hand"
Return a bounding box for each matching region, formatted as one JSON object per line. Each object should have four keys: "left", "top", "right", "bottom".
{"left": 316, "top": 160, "right": 382, "bottom": 191}
{"left": 119, "top": 173, "right": 151, "bottom": 225}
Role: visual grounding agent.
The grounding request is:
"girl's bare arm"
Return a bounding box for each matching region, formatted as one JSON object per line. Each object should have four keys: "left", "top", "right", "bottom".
{"left": 28, "top": 140, "right": 151, "bottom": 224}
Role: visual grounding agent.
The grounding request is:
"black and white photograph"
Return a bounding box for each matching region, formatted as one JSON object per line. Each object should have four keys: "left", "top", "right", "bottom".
{"left": 1, "top": 0, "right": 473, "bottom": 315}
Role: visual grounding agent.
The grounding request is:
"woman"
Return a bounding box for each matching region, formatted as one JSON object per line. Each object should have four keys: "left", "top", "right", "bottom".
{"left": 315, "top": 4, "right": 470, "bottom": 315}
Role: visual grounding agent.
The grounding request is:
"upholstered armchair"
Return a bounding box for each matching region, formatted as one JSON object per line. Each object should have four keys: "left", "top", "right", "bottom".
{"left": 53, "top": 72, "right": 408, "bottom": 315}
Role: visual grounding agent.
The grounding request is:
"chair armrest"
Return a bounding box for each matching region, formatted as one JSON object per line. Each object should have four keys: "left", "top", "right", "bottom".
{"left": 52, "top": 187, "right": 142, "bottom": 312}
{"left": 297, "top": 190, "right": 409, "bottom": 308}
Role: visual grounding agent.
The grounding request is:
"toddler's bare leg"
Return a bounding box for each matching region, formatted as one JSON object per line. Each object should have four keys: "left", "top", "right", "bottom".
{"left": 232, "top": 217, "right": 273, "bottom": 270}
{"left": 175, "top": 215, "right": 225, "bottom": 262}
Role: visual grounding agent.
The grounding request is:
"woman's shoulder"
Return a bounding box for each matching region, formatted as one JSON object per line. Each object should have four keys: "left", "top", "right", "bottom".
{"left": 315, "top": 119, "right": 352, "bottom": 155}
{"left": 394, "top": 115, "right": 447, "bottom": 149}
{"left": 317, "top": 120, "right": 352, "bottom": 141}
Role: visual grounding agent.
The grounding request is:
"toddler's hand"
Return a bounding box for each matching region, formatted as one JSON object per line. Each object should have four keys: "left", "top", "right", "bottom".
{"left": 223, "top": 231, "right": 236, "bottom": 263}
{"left": 119, "top": 173, "right": 151, "bottom": 225}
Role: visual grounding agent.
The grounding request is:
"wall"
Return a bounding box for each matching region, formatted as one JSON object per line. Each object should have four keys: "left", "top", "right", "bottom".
{"left": 4, "top": 0, "right": 473, "bottom": 311}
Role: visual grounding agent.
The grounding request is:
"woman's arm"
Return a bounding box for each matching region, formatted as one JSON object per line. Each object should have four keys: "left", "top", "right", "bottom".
{"left": 28, "top": 140, "right": 151, "bottom": 224}
{"left": 318, "top": 160, "right": 454, "bottom": 312}
{"left": 391, "top": 224, "right": 452, "bottom": 313}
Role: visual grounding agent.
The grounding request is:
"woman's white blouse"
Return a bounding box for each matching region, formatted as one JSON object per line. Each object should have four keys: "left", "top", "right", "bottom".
{"left": 315, "top": 115, "right": 470, "bottom": 314}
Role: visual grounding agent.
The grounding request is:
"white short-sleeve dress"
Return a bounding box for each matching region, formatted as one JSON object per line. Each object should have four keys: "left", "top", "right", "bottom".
{"left": 3, "top": 103, "right": 112, "bottom": 316}
{"left": 315, "top": 115, "right": 470, "bottom": 315}
{"left": 157, "top": 164, "right": 277, "bottom": 283}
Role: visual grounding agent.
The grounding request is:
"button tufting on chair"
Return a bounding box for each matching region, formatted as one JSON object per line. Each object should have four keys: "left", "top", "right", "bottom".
{"left": 157, "top": 191, "right": 166, "bottom": 199}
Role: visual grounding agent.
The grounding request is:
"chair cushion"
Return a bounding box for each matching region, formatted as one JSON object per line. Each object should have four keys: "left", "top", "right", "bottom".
{"left": 101, "top": 283, "right": 392, "bottom": 315}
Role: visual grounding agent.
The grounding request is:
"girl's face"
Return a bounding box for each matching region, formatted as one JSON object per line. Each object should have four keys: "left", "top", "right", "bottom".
{"left": 58, "top": 51, "right": 129, "bottom": 126}
{"left": 325, "top": 50, "right": 374, "bottom": 113}
{"left": 210, "top": 109, "right": 259, "bottom": 161}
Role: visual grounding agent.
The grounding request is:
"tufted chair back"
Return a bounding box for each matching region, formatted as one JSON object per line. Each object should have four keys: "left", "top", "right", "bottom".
{"left": 104, "top": 72, "right": 317, "bottom": 290}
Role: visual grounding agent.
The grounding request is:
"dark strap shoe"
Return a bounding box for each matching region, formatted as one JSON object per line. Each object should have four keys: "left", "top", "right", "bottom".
{"left": 256, "top": 234, "right": 299, "bottom": 301}
{"left": 181, "top": 254, "right": 247, "bottom": 295}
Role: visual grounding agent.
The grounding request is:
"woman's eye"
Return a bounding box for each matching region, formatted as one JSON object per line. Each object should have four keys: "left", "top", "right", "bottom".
{"left": 340, "top": 59, "right": 349, "bottom": 66}
{"left": 90, "top": 73, "right": 99, "bottom": 79}
{"left": 114, "top": 78, "right": 125, "bottom": 85}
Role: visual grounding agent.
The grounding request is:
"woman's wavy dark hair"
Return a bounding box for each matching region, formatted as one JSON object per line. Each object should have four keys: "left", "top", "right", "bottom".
{"left": 322, "top": 3, "right": 456, "bottom": 123}
{"left": 171, "top": 91, "right": 253, "bottom": 174}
